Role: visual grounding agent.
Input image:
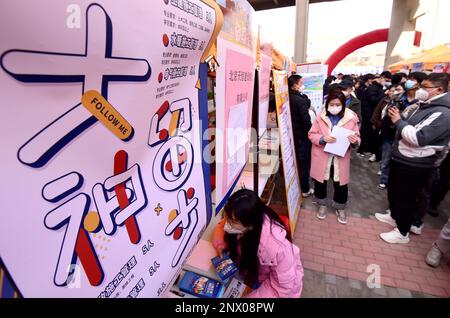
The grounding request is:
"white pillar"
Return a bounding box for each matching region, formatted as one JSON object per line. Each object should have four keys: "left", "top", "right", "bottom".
{"left": 420, "top": 0, "right": 446, "bottom": 50}
{"left": 294, "top": 0, "right": 309, "bottom": 64}
{"left": 384, "top": 0, "right": 420, "bottom": 69}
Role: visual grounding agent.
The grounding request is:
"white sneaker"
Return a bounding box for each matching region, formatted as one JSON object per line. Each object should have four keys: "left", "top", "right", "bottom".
{"left": 357, "top": 153, "right": 365, "bottom": 158}
{"left": 410, "top": 224, "right": 424, "bottom": 235}
{"left": 380, "top": 228, "right": 410, "bottom": 244}
{"left": 336, "top": 209, "right": 347, "bottom": 224}
{"left": 375, "top": 211, "right": 396, "bottom": 227}
{"left": 316, "top": 205, "right": 327, "bottom": 220}
{"left": 378, "top": 183, "right": 386, "bottom": 189}
{"left": 368, "top": 154, "right": 377, "bottom": 162}
{"left": 377, "top": 170, "right": 382, "bottom": 176}
{"left": 426, "top": 243, "right": 443, "bottom": 268}
{"left": 302, "top": 189, "right": 314, "bottom": 198}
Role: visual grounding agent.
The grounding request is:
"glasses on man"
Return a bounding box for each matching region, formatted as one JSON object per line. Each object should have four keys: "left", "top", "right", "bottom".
{"left": 420, "top": 85, "right": 438, "bottom": 90}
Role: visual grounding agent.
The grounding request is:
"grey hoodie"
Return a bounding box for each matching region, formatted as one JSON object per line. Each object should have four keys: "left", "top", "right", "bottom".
{"left": 391, "top": 92, "right": 450, "bottom": 168}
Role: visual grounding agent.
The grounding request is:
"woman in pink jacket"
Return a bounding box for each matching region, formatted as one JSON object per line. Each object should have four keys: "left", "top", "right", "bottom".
{"left": 308, "top": 90, "right": 360, "bottom": 224}
{"left": 212, "top": 189, "right": 304, "bottom": 298}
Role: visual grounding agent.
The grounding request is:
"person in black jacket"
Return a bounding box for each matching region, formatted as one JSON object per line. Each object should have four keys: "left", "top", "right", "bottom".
{"left": 338, "top": 79, "right": 361, "bottom": 123}
{"left": 288, "top": 75, "right": 313, "bottom": 197}
{"left": 358, "top": 74, "right": 387, "bottom": 161}
{"left": 355, "top": 73, "right": 374, "bottom": 101}
{"left": 323, "top": 75, "right": 336, "bottom": 98}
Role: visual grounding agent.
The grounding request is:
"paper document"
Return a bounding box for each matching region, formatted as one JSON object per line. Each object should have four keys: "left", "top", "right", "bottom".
{"left": 185, "top": 239, "right": 218, "bottom": 272}
{"left": 324, "top": 126, "right": 354, "bottom": 157}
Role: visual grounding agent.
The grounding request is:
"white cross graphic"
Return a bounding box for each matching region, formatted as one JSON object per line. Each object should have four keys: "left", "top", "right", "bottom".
{"left": 1, "top": 4, "right": 151, "bottom": 168}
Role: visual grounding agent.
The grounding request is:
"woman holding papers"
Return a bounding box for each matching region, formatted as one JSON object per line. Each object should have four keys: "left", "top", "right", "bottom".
{"left": 308, "top": 90, "right": 360, "bottom": 224}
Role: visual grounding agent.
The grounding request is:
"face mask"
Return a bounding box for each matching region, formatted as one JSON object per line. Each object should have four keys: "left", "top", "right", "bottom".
{"left": 415, "top": 88, "right": 430, "bottom": 102}
{"left": 392, "top": 91, "right": 403, "bottom": 99}
{"left": 342, "top": 90, "right": 350, "bottom": 97}
{"left": 298, "top": 85, "right": 305, "bottom": 92}
{"left": 224, "top": 221, "right": 245, "bottom": 234}
{"left": 405, "top": 80, "right": 417, "bottom": 90}
{"left": 328, "top": 106, "right": 342, "bottom": 115}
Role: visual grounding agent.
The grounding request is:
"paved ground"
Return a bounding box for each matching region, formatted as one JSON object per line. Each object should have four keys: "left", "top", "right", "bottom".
{"left": 269, "top": 150, "right": 450, "bottom": 298}
{"left": 301, "top": 269, "right": 437, "bottom": 298}
{"left": 293, "top": 209, "right": 450, "bottom": 298}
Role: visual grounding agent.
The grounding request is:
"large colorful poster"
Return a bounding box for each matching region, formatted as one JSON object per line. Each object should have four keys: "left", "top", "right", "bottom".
{"left": 272, "top": 71, "right": 301, "bottom": 234}
{"left": 0, "top": 0, "right": 221, "bottom": 297}
{"left": 300, "top": 72, "right": 325, "bottom": 115}
{"left": 214, "top": 1, "right": 257, "bottom": 212}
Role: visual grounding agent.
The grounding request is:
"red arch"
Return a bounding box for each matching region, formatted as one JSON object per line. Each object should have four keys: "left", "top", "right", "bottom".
{"left": 324, "top": 28, "right": 422, "bottom": 75}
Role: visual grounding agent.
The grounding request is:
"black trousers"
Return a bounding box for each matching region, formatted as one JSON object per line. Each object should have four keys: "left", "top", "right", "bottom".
{"left": 296, "top": 139, "right": 312, "bottom": 193}
{"left": 373, "top": 130, "right": 382, "bottom": 161}
{"left": 430, "top": 154, "right": 450, "bottom": 209}
{"left": 314, "top": 165, "right": 348, "bottom": 209}
{"left": 388, "top": 160, "right": 436, "bottom": 235}
{"left": 357, "top": 116, "right": 372, "bottom": 154}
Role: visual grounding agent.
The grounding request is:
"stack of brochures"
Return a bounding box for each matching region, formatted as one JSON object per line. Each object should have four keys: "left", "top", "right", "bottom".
{"left": 178, "top": 271, "right": 225, "bottom": 298}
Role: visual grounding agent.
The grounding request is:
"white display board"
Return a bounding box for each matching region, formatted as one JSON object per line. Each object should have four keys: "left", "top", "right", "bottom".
{"left": 257, "top": 26, "right": 273, "bottom": 139}
{"left": 215, "top": 36, "right": 255, "bottom": 212}
{"left": 272, "top": 71, "right": 301, "bottom": 234}
{"left": 0, "top": 0, "right": 220, "bottom": 297}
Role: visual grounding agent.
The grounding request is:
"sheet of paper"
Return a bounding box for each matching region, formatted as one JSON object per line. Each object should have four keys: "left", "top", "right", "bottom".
{"left": 185, "top": 239, "right": 218, "bottom": 272}
{"left": 227, "top": 102, "right": 249, "bottom": 156}
{"left": 226, "top": 102, "right": 249, "bottom": 186}
{"left": 324, "top": 126, "right": 354, "bottom": 157}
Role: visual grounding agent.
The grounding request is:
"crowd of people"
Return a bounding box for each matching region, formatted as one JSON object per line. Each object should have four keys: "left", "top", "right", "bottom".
{"left": 288, "top": 70, "right": 450, "bottom": 267}
{"left": 208, "top": 70, "right": 449, "bottom": 298}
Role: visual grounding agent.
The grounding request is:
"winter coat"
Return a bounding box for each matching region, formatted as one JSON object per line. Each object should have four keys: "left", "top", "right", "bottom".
{"left": 361, "top": 82, "right": 384, "bottom": 118}
{"left": 346, "top": 95, "right": 362, "bottom": 123}
{"left": 370, "top": 96, "right": 390, "bottom": 130}
{"left": 392, "top": 93, "right": 450, "bottom": 168}
{"left": 289, "top": 90, "right": 312, "bottom": 142}
{"left": 308, "top": 108, "right": 360, "bottom": 185}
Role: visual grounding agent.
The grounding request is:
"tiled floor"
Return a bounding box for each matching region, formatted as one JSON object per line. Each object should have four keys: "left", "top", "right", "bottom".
{"left": 301, "top": 268, "right": 437, "bottom": 298}
{"left": 293, "top": 209, "right": 450, "bottom": 297}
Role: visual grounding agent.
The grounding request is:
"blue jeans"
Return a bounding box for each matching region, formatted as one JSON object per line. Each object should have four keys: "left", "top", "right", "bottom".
{"left": 380, "top": 139, "right": 393, "bottom": 185}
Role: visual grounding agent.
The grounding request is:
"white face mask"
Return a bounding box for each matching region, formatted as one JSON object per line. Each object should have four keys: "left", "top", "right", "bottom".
{"left": 224, "top": 221, "right": 245, "bottom": 234}
{"left": 328, "top": 106, "right": 342, "bottom": 115}
{"left": 415, "top": 88, "right": 431, "bottom": 102}
{"left": 298, "top": 85, "right": 305, "bottom": 92}
{"left": 392, "top": 91, "right": 403, "bottom": 99}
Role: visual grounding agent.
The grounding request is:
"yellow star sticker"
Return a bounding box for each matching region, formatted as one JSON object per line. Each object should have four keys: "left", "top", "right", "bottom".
{"left": 154, "top": 203, "right": 163, "bottom": 216}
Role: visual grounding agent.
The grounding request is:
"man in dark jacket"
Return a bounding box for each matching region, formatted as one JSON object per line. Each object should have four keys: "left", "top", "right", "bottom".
{"left": 288, "top": 74, "right": 313, "bottom": 197}
{"left": 358, "top": 74, "right": 387, "bottom": 161}
{"left": 356, "top": 73, "right": 374, "bottom": 101}
{"left": 375, "top": 73, "right": 450, "bottom": 244}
